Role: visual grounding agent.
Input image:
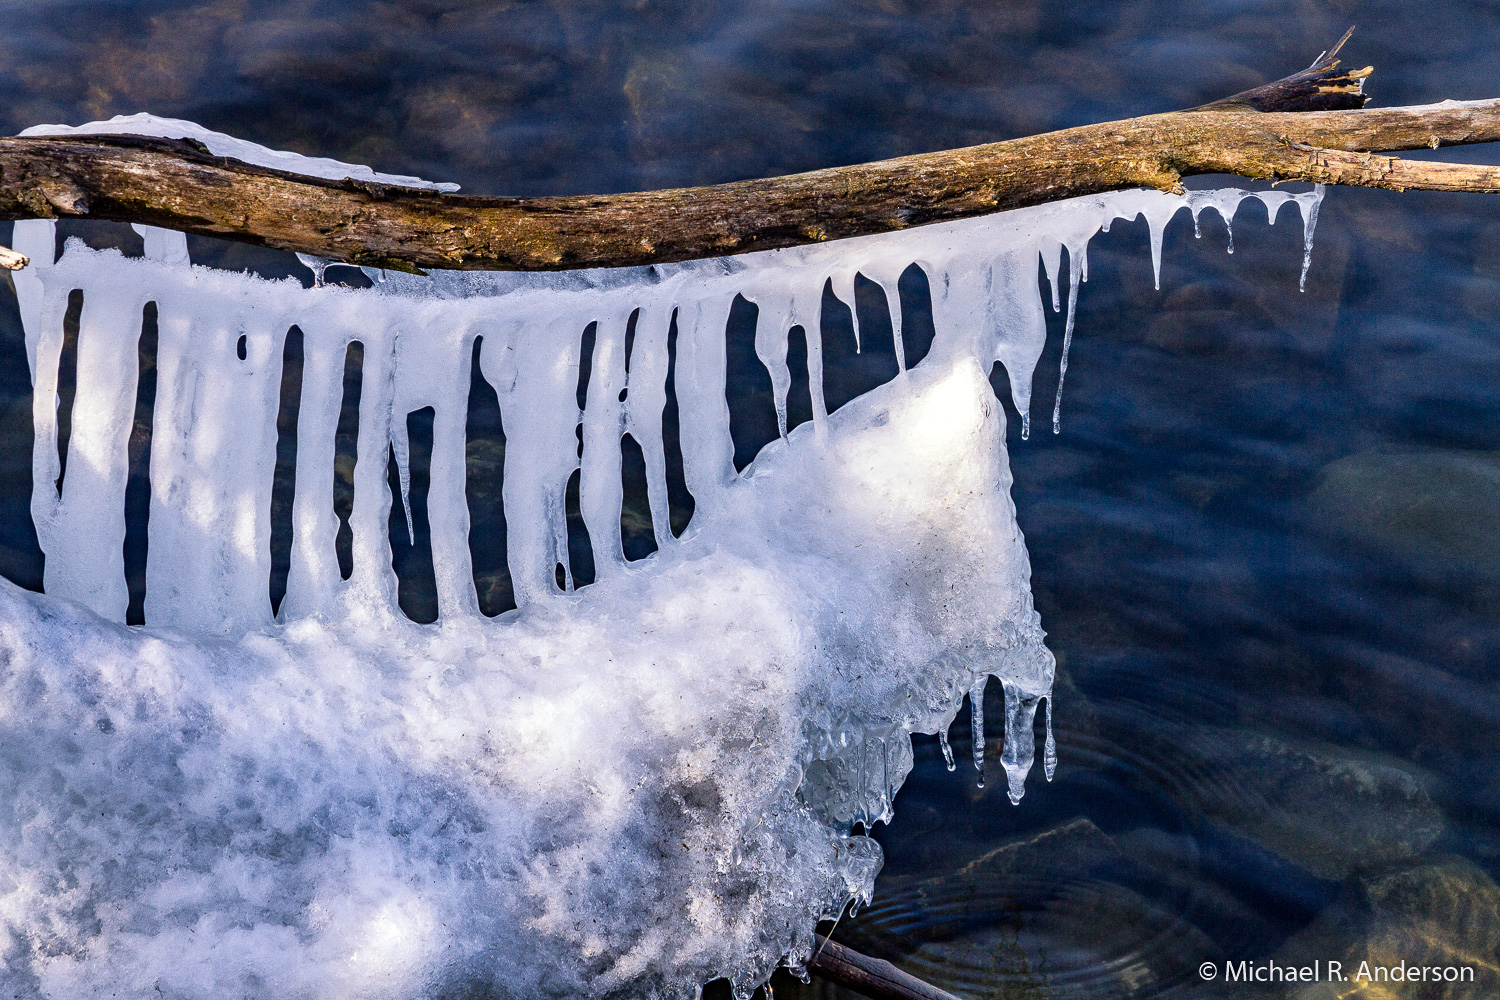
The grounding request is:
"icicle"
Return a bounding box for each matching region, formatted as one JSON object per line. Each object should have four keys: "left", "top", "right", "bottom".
{"left": 938, "top": 729, "right": 955, "bottom": 771}
{"left": 623, "top": 296, "right": 676, "bottom": 547}
{"left": 1040, "top": 241, "right": 1063, "bottom": 312}
{"left": 1225, "top": 217, "right": 1235, "bottom": 255}
{"left": 969, "top": 676, "right": 987, "bottom": 787}
{"left": 1051, "top": 246, "right": 1083, "bottom": 434}
{"left": 1299, "top": 185, "right": 1325, "bottom": 292}
{"left": 804, "top": 290, "right": 830, "bottom": 429}
{"left": 343, "top": 328, "right": 403, "bottom": 611}
{"left": 1043, "top": 694, "right": 1057, "bottom": 781}
{"left": 11, "top": 220, "right": 57, "bottom": 368}
{"left": 390, "top": 419, "right": 415, "bottom": 545}
{"left": 672, "top": 293, "right": 735, "bottom": 509}
{"left": 1020, "top": 413, "right": 1031, "bottom": 440}
{"left": 999, "top": 681, "right": 1042, "bottom": 805}
{"left": 1192, "top": 209, "right": 1203, "bottom": 239}
{"left": 829, "top": 269, "right": 860, "bottom": 353}
{"left": 1148, "top": 214, "right": 1167, "bottom": 291}
{"left": 579, "top": 305, "right": 630, "bottom": 577}
{"left": 750, "top": 289, "right": 793, "bottom": 439}
{"left": 296, "top": 253, "right": 331, "bottom": 286}
{"left": 870, "top": 271, "right": 903, "bottom": 363}
{"left": 1257, "top": 190, "right": 1294, "bottom": 226}
{"left": 282, "top": 327, "right": 359, "bottom": 621}
{"left": 879, "top": 733, "right": 892, "bottom": 823}
{"left": 889, "top": 290, "right": 907, "bottom": 375}
{"left": 854, "top": 730, "right": 868, "bottom": 827}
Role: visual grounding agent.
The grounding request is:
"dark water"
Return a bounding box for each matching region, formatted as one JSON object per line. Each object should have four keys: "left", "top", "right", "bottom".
{"left": 3, "top": 2, "right": 1500, "bottom": 997}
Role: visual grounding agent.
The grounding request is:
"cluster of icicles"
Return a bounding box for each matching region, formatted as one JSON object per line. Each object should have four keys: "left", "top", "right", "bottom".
{"left": 0, "top": 115, "right": 1322, "bottom": 1000}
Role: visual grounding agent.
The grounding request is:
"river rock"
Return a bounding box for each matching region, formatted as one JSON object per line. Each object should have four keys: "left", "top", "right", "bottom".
{"left": 1177, "top": 727, "right": 1445, "bottom": 881}
{"left": 1312, "top": 448, "right": 1500, "bottom": 582}
{"left": 1270, "top": 857, "right": 1500, "bottom": 999}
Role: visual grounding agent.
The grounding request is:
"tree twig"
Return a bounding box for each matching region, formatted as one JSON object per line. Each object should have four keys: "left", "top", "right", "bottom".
{"left": 806, "top": 936, "right": 962, "bottom": 1000}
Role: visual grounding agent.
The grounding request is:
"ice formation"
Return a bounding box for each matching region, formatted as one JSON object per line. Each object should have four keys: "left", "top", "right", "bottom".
{"left": 0, "top": 116, "right": 1322, "bottom": 999}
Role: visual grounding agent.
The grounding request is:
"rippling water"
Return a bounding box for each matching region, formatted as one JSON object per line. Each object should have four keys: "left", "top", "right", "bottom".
{"left": 3, "top": 2, "right": 1500, "bottom": 997}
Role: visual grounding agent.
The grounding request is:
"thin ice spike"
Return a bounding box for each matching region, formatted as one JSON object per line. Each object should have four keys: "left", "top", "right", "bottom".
{"left": 1300, "top": 186, "right": 1324, "bottom": 292}
{"left": 1044, "top": 695, "right": 1057, "bottom": 781}
{"left": 1051, "top": 249, "right": 1083, "bottom": 434}
{"left": 969, "top": 676, "right": 987, "bottom": 787}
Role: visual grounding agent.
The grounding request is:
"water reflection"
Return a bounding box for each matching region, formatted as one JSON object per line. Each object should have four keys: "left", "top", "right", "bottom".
{"left": 4, "top": 1, "right": 1500, "bottom": 997}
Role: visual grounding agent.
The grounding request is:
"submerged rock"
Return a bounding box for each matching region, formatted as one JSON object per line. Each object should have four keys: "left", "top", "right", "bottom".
{"left": 1272, "top": 857, "right": 1500, "bottom": 999}
{"left": 1312, "top": 449, "right": 1500, "bottom": 581}
{"left": 1176, "top": 727, "right": 1445, "bottom": 881}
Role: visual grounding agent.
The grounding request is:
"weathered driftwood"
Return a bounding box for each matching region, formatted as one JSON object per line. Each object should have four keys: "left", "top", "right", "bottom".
{"left": 2, "top": 31, "right": 1499, "bottom": 274}
{"left": 805, "top": 936, "right": 962, "bottom": 1000}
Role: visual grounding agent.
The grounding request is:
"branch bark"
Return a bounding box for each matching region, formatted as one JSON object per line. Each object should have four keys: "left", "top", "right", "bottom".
{"left": 805, "top": 937, "right": 962, "bottom": 1000}
{"left": 0, "top": 31, "right": 1494, "bottom": 275}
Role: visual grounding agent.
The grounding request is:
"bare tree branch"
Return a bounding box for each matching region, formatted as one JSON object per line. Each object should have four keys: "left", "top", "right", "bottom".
{"left": 805, "top": 937, "right": 962, "bottom": 1000}
{"left": 2, "top": 31, "right": 1495, "bottom": 273}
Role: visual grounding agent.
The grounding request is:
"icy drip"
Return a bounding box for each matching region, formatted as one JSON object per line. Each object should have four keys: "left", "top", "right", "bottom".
{"left": 296, "top": 253, "right": 331, "bottom": 286}
{"left": 1300, "top": 192, "right": 1322, "bottom": 291}
{"left": 829, "top": 268, "right": 862, "bottom": 354}
{"left": 938, "top": 729, "right": 956, "bottom": 771}
{"left": 1044, "top": 704, "right": 1057, "bottom": 781}
{"left": 391, "top": 419, "right": 416, "bottom": 543}
{"left": 623, "top": 298, "right": 678, "bottom": 546}
{"left": 1, "top": 115, "right": 1325, "bottom": 1000}
{"left": 999, "top": 682, "right": 1041, "bottom": 805}
{"left": 969, "top": 677, "right": 987, "bottom": 786}
{"left": 1051, "top": 245, "right": 1084, "bottom": 435}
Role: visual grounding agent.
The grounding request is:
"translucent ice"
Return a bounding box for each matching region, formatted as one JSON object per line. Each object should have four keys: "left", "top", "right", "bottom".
{"left": 0, "top": 117, "right": 1322, "bottom": 1000}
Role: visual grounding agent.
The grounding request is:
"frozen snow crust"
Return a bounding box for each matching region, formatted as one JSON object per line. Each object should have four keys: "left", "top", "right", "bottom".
{"left": 19, "top": 114, "right": 463, "bottom": 192}
{"left": 0, "top": 117, "right": 1322, "bottom": 999}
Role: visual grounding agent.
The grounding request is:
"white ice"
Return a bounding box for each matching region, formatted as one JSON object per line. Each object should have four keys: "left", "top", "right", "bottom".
{"left": 19, "top": 114, "right": 462, "bottom": 192}
{"left": 0, "top": 117, "right": 1322, "bottom": 1000}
